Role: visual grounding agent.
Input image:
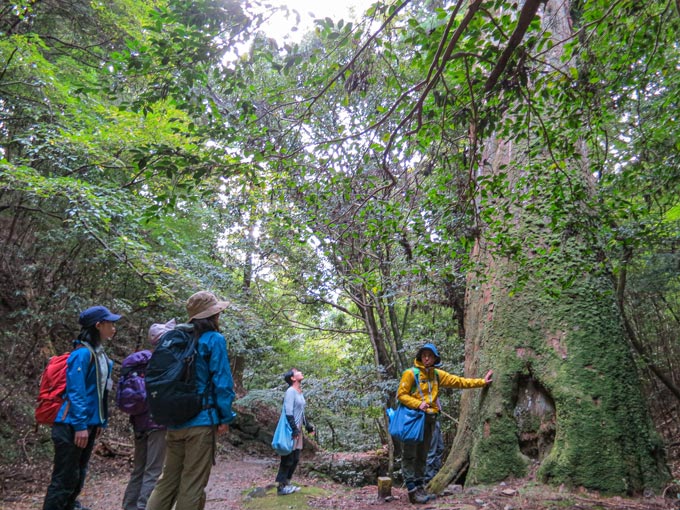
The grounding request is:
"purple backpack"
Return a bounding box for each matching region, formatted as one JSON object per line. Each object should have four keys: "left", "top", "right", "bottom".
{"left": 116, "top": 350, "right": 152, "bottom": 416}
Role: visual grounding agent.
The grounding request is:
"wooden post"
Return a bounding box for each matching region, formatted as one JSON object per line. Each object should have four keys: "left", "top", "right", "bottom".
{"left": 377, "top": 476, "right": 392, "bottom": 499}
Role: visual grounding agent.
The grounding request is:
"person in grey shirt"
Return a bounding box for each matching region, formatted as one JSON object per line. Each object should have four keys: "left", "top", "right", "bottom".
{"left": 275, "top": 368, "right": 314, "bottom": 495}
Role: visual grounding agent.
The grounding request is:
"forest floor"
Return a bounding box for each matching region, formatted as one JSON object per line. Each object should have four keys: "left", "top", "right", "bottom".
{"left": 1, "top": 437, "right": 678, "bottom": 510}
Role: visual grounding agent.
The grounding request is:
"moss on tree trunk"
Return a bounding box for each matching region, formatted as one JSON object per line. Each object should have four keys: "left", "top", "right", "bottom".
{"left": 452, "top": 268, "right": 669, "bottom": 494}
{"left": 430, "top": 247, "right": 669, "bottom": 495}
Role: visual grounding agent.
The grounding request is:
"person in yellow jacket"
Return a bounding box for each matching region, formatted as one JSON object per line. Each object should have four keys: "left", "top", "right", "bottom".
{"left": 397, "top": 342, "right": 493, "bottom": 504}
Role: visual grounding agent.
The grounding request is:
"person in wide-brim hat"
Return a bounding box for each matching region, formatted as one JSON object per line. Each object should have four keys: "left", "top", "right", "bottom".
{"left": 146, "top": 290, "right": 236, "bottom": 510}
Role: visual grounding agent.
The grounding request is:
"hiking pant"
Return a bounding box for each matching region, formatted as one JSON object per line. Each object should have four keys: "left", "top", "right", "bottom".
{"left": 146, "top": 426, "right": 215, "bottom": 510}
{"left": 275, "top": 448, "right": 301, "bottom": 485}
{"left": 43, "top": 423, "right": 98, "bottom": 510}
{"left": 401, "top": 413, "right": 437, "bottom": 491}
{"left": 122, "top": 429, "right": 167, "bottom": 510}
{"left": 424, "top": 419, "right": 445, "bottom": 482}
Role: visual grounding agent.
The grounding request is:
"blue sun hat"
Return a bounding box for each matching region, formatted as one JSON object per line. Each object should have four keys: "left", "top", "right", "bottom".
{"left": 416, "top": 343, "right": 441, "bottom": 365}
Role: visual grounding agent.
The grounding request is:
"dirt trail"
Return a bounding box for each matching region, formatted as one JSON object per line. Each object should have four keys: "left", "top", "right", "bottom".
{"left": 2, "top": 441, "right": 413, "bottom": 510}
{"left": 1, "top": 444, "right": 676, "bottom": 510}
{"left": 2, "top": 451, "right": 284, "bottom": 510}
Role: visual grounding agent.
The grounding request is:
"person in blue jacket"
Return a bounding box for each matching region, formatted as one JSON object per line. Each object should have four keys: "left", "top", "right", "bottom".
{"left": 424, "top": 360, "right": 445, "bottom": 484}
{"left": 146, "top": 291, "right": 236, "bottom": 510}
{"left": 43, "top": 305, "right": 121, "bottom": 510}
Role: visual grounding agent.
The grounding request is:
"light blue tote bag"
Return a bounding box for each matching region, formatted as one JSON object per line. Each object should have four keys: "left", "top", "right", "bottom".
{"left": 271, "top": 407, "right": 294, "bottom": 455}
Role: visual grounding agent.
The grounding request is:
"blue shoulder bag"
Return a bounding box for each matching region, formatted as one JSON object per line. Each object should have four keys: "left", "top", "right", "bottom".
{"left": 388, "top": 368, "right": 427, "bottom": 443}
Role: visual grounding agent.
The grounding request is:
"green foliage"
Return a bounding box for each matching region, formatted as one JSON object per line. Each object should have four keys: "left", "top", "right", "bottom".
{"left": 302, "top": 366, "right": 387, "bottom": 451}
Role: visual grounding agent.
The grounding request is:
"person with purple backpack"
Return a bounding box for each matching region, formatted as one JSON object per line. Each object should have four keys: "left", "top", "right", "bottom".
{"left": 118, "top": 319, "right": 175, "bottom": 510}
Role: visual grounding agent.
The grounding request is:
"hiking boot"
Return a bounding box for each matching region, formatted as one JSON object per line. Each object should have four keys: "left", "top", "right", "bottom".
{"left": 277, "top": 485, "right": 297, "bottom": 496}
{"left": 416, "top": 486, "right": 434, "bottom": 501}
{"left": 407, "top": 487, "right": 429, "bottom": 504}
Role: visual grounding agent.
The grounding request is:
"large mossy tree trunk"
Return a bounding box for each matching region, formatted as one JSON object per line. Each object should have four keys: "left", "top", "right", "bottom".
{"left": 429, "top": 0, "right": 669, "bottom": 496}
{"left": 445, "top": 246, "right": 670, "bottom": 494}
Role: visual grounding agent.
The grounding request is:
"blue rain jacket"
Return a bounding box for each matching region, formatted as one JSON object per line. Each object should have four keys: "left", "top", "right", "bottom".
{"left": 55, "top": 341, "right": 112, "bottom": 430}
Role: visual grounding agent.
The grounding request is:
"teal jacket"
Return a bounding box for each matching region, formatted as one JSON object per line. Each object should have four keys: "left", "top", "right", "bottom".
{"left": 170, "top": 330, "right": 237, "bottom": 429}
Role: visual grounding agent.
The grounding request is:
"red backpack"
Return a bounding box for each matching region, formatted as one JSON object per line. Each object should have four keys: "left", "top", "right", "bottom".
{"left": 35, "top": 346, "right": 93, "bottom": 425}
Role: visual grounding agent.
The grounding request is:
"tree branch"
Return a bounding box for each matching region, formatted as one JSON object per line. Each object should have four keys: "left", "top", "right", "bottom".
{"left": 613, "top": 251, "right": 680, "bottom": 402}
{"left": 484, "top": 0, "right": 543, "bottom": 93}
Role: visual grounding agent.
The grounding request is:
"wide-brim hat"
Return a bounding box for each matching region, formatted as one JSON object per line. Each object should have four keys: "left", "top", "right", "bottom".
{"left": 186, "top": 291, "right": 230, "bottom": 321}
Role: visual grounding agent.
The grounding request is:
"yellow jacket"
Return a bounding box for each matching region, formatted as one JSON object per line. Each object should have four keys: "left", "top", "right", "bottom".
{"left": 397, "top": 359, "right": 487, "bottom": 414}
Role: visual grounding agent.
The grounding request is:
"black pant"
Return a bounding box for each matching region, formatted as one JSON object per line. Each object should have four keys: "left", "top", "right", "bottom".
{"left": 275, "top": 449, "right": 301, "bottom": 485}
{"left": 402, "top": 413, "right": 437, "bottom": 491}
{"left": 43, "top": 423, "right": 97, "bottom": 510}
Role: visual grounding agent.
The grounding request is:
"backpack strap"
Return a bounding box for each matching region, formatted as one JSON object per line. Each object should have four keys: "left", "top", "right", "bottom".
{"left": 69, "top": 343, "right": 95, "bottom": 379}
{"left": 81, "top": 341, "right": 110, "bottom": 422}
{"left": 411, "top": 367, "right": 438, "bottom": 407}
{"left": 410, "top": 368, "right": 425, "bottom": 401}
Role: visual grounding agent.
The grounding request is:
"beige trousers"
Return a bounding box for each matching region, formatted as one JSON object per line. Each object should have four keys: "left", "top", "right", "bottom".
{"left": 146, "top": 426, "right": 215, "bottom": 510}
